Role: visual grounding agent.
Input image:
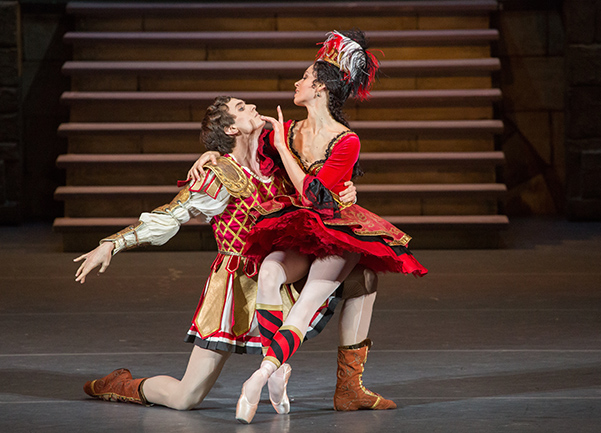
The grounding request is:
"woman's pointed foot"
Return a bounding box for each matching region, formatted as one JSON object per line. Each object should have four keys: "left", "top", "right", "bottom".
{"left": 268, "top": 363, "right": 292, "bottom": 414}
{"left": 236, "top": 368, "right": 270, "bottom": 424}
{"left": 236, "top": 383, "right": 258, "bottom": 424}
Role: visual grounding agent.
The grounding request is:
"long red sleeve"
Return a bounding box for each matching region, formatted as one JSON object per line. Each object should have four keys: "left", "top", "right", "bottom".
{"left": 310, "top": 134, "right": 360, "bottom": 194}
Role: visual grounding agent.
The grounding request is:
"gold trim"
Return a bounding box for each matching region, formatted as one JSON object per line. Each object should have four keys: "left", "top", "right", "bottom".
{"left": 208, "top": 156, "right": 255, "bottom": 199}
{"left": 320, "top": 46, "right": 341, "bottom": 68}
{"left": 204, "top": 176, "right": 221, "bottom": 198}
{"left": 218, "top": 250, "right": 245, "bottom": 257}
{"left": 396, "top": 234, "right": 412, "bottom": 247}
{"left": 152, "top": 186, "right": 192, "bottom": 215}
{"left": 280, "top": 324, "right": 303, "bottom": 340}
{"left": 264, "top": 355, "right": 281, "bottom": 369}
{"left": 323, "top": 221, "right": 412, "bottom": 247}
{"left": 370, "top": 396, "right": 382, "bottom": 409}
{"left": 339, "top": 338, "right": 372, "bottom": 351}
{"left": 138, "top": 378, "right": 150, "bottom": 406}
{"left": 256, "top": 303, "right": 283, "bottom": 311}
{"left": 332, "top": 192, "right": 353, "bottom": 211}
{"left": 100, "top": 221, "right": 149, "bottom": 254}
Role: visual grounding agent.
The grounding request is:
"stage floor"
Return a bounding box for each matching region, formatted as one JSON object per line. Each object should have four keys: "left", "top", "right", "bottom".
{"left": 1, "top": 218, "right": 600, "bottom": 432}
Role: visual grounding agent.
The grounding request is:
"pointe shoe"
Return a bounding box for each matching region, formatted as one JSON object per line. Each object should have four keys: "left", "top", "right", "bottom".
{"left": 268, "top": 363, "right": 292, "bottom": 414}
{"left": 236, "top": 383, "right": 258, "bottom": 424}
{"left": 236, "top": 369, "right": 269, "bottom": 424}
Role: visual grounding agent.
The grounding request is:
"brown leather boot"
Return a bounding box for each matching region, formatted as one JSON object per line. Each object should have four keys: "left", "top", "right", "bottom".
{"left": 333, "top": 339, "right": 397, "bottom": 411}
{"left": 84, "top": 368, "right": 149, "bottom": 405}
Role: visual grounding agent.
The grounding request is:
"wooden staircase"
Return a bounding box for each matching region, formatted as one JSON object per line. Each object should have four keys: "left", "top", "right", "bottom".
{"left": 54, "top": 1, "right": 507, "bottom": 251}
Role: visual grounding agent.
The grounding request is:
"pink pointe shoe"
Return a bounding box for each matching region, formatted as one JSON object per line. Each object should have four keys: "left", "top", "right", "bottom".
{"left": 268, "top": 363, "right": 292, "bottom": 414}
{"left": 236, "top": 368, "right": 269, "bottom": 424}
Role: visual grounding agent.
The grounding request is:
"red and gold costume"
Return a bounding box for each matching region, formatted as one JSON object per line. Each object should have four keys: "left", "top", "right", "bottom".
{"left": 101, "top": 154, "right": 339, "bottom": 355}
{"left": 245, "top": 120, "right": 428, "bottom": 277}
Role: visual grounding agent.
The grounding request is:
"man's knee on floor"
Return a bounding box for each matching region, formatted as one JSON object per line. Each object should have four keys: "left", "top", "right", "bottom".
{"left": 170, "top": 391, "right": 205, "bottom": 411}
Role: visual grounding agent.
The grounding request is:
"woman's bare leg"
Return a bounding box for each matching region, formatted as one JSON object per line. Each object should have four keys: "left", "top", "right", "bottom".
{"left": 142, "top": 346, "right": 231, "bottom": 410}
{"left": 243, "top": 252, "right": 361, "bottom": 401}
{"left": 237, "top": 252, "right": 361, "bottom": 422}
{"left": 280, "top": 252, "right": 360, "bottom": 337}
{"left": 256, "top": 249, "right": 310, "bottom": 305}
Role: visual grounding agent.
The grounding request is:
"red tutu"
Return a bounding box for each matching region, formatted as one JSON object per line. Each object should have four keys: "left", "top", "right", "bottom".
{"left": 244, "top": 195, "right": 428, "bottom": 277}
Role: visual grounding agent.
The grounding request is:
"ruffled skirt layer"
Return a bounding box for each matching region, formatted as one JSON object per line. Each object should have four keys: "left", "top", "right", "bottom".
{"left": 245, "top": 196, "right": 428, "bottom": 277}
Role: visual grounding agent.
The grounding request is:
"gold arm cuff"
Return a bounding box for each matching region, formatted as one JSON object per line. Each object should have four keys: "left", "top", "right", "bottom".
{"left": 100, "top": 221, "right": 149, "bottom": 255}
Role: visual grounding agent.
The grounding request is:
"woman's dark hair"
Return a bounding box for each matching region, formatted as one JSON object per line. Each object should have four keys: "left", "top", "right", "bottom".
{"left": 313, "top": 29, "right": 372, "bottom": 178}
{"left": 200, "top": 96, "right": 236, "bottom": 154}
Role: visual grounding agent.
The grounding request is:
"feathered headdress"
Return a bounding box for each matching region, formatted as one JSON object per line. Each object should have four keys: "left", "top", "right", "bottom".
{"left": 315, "top": 30, "right": 380, "bottom": 101}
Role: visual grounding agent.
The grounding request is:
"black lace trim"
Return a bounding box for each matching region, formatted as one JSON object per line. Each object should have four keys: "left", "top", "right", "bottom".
{"left": 288, "top": 120, "right": 355, "bottom": 174}
{"left": 304, "top": 177, "right": 340, "bottom": 217}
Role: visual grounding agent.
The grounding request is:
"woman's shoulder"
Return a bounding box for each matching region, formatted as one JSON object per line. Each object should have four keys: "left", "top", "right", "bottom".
{"left": 330, "top": 129, "right": 359, "bottom": 147}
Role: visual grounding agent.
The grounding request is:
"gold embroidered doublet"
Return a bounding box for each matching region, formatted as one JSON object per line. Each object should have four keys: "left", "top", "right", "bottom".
{"left": 209, "top": 156, "right": 291, "bottom": 255}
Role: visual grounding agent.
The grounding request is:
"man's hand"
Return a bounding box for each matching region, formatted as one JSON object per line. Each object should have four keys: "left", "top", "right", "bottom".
{"left": 339, "top": 181, "right": 357, "bottom": 204}
{"left": 73, "top": 242, "right": 115, "bottom": 284}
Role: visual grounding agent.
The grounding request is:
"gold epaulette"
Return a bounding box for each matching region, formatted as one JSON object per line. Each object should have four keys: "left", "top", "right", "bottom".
{"left": 206, "top": 156, "right": 255, "bottom": 199}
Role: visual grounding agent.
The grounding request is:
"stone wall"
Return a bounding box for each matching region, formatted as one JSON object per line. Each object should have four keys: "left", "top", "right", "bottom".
{"left": 20, "top": 2, "right": 70, "bottom": 220}
{"left": 0, "top": 1, "right": 22, "bottom": 223}
{"left": 497, "top": 0, "right": 566, "bottom": 216}
{"left": 564, "top": 0, "right": 601, "bottom": 219}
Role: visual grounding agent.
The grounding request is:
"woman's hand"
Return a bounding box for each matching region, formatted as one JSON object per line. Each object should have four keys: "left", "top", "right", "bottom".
{"left": 73, "top": 242, "right": 115, "bottom": 284}
{"left": 339, "top": 181, "right": 357, "bottom": 204}
{"left": 260, "top": 106, "right": 286, "bottom": 153}
{"left": 187, "top": 151, "right": 220, "bottom": 182}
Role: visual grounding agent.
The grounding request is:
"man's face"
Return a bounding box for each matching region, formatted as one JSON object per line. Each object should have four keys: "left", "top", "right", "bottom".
{"left": 226, "top": 98, "right": 265, "bottom": 135}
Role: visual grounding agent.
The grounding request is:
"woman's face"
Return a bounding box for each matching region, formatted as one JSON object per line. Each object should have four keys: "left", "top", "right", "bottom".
{"left": 225, "top": 98, "right": 265, "bottom": 135}
{"left": 294, "top": 64, "right": 320, "bottom": 106}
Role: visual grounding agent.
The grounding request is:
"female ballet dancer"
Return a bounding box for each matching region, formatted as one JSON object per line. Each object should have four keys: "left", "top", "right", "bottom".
{"left": 234, "top": 30, "right": 428, "bottom": 423}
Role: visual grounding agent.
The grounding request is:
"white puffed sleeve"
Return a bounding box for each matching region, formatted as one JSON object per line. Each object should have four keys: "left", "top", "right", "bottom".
{"left": 102, "top": 172, "right": 230, "bottom": 254}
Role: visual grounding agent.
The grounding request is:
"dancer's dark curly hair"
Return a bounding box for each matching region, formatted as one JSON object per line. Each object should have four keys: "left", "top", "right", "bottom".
{"left": 200, "top": 96, "right": 236, "bottom": 154}
{"left": 313, "top": 29, "right": 375, "bottom": 178}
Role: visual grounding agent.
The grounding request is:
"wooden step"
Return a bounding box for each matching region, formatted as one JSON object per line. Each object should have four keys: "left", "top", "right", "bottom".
{"left": 57, "top": 120, "right": 504, "bottom": 138}
{"left": 54, "top": 183, "right": 506, "bottom": 201}
{"left": 66, "top": 1, "right": 499, "bottom": 18}
{"left": 56, "top": 152, "right": 505, "bottom": 168}
{"left": 61, "top": 89, "right": 503, "bottom": 108}
{"left": 53, "top": 217, "right": 209, "bottom": 231}
{"left": 384, "top": 214, "right": 508, "bottom": 229}
{"left": 63, "top": 29, "right": 499, "bottom": 48}
{"left": 61, "top": 58, "right": 501, "bottom": 78}
{"left": 53, "top": 214, "right": 508, "bottom": 233}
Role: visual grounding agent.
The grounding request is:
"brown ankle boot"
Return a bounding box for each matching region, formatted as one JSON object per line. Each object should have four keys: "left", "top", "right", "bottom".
{"left": 333, "top": 339, "right": 397, "bottom": 411}
{"left": 84, "top": 368, "right": 149, "bottom": 405}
